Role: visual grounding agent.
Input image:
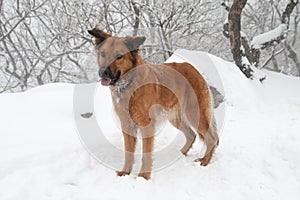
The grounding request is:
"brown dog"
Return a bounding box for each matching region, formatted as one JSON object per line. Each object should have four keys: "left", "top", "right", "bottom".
{"left": 88, "top": 28, "right": 219, "bottom": 180}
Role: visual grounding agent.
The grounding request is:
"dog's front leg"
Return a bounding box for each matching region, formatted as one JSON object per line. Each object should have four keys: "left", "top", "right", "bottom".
{"left": 117, "top": 132, "right": 137, "bottom": 177}
{"left": 138, "top": 126, "right": 155, "bottom": 180}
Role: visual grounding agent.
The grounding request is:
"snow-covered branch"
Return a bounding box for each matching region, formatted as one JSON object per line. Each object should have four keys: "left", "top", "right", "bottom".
{"left": 251, "top": 24, "right": 288, "bottom": 49}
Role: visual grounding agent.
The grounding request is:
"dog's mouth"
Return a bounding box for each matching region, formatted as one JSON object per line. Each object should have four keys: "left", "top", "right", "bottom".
{"left": 100, "top": 70, "right": 121, "bottom": 86}
{"left": 100, "top": 78, "right": 111, "bottom": 86}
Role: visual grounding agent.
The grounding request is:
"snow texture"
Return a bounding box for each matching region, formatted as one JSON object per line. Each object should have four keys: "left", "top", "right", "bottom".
{"left": 0, "top": 50, "right": 300, "bottom": 200}
{"left": 251, "top": 24, "right": 288, "bottom": 49}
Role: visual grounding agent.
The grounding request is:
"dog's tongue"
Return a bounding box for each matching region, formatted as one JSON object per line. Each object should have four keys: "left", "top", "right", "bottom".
{"left": 101, "top": 78, "right": 111, "bottom": 86}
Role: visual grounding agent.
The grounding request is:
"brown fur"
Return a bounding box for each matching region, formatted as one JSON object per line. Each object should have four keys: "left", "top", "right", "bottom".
{"left": 88, "top": 28, "right": 219, "bottom": 180}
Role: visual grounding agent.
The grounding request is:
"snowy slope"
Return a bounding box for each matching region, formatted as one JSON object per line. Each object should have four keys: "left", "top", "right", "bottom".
{"left": 0, "top": 50, "right": 300, "bottom": 200}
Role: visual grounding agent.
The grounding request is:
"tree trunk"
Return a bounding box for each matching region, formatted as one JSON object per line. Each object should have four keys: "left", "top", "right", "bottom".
{"left": 281, "top": 0, "right": 299, "bottom": 28}
{"left": 0, "top": 0, "right": 3, "bottom": 15}
{"left": 131, "top": 1, "right": 140, "bottom": 36}
{"left": 228, "top": 0, "right": 253, "bottom": 78}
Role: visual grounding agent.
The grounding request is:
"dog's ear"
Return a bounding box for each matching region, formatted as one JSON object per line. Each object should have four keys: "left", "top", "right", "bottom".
{"left": 88, "top": 28, "right": 112, "bottom": 46}
{"left": 124, "top": 36, "right": 146, "bottom": 51}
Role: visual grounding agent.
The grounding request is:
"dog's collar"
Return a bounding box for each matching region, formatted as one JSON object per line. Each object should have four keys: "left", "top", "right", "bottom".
{"left": 110, "top": 77, "right": 134, "bottom": 94}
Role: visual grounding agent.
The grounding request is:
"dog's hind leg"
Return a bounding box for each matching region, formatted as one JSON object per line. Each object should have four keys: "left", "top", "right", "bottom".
{"left": 179, "top": 122, "right": 197, "bottom": 156}
{"left": 194, "top": 117, "right": 219, "bottom": 166}
{"left": 117, "top": 131, "right": 137, "bottom": 176}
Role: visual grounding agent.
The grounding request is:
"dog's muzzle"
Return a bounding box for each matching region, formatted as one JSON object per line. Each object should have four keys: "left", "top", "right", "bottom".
{"left": 99, "top": 67, "right": 112, "bottom": 86}
{"left": 98, "top": 67, "right": 121, "bottom": 86}
{"left": 98, "top": 67, "right": 111, "bottom": 78}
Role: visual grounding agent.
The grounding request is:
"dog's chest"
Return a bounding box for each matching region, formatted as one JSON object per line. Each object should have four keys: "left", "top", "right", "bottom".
{"left": 110, "top": 90, "right": 131, "bottom": 115}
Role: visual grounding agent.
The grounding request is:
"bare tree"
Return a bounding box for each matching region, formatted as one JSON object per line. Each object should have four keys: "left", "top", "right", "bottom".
{"left": 0, "top": 0, "right": 102, "bottom": 92}
{"left": 222, "top": 0, "right": 299, "bottom": 78}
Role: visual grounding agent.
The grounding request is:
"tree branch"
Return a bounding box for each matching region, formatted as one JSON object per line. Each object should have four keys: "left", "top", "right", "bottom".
{"left": 281, "top": 0, "right": 299, "bottom": 27}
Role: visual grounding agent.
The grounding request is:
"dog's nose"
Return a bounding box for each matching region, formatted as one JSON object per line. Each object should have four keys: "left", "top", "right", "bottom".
{"left": 98, "top": 67, "right": 110, "bottom": 77}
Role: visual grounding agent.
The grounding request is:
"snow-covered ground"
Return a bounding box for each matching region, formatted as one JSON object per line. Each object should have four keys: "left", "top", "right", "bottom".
{"left": 0, "top": 50, "right": 300, "bottom": 200}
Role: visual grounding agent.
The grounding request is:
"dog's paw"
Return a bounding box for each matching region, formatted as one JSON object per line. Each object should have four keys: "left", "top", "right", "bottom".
{"left": 116, "top": 170, "right": 130, "bottom": 177}
{"left": 194, "top": 157, "right": 209, "bottom": 166}
{"left": 180, "top": 148, "right": 188, "bottom": 156}
{"left": 138, "top": 172, "right": 151, "bottom": 180}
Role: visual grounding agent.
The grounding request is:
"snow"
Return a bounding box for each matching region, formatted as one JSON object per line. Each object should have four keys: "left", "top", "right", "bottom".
{"left": 251, "top": 24, "right": 288, "bottom": 49}
{"left": 1, "top": 50, "right": 300, "bottom": 199}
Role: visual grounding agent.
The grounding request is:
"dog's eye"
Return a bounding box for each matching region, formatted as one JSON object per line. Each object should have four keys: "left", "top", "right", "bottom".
{"left": 100, "top": 51, "right": 105, "bottom": 57}
{"left": 115, "top": 54, "right": 123, "bottom": 60}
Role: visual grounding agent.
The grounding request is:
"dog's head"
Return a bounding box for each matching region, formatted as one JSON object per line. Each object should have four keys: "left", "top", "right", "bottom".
{"left": 88, "top": 28, "right": 146, "bottom": 86}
